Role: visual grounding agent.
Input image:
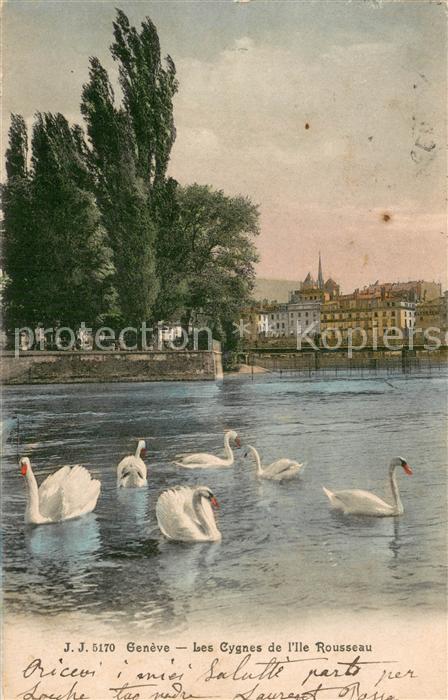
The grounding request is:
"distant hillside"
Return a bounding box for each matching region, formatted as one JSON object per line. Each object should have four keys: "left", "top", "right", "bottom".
{"left": 253, "top": 278, "right": 302, "bottom": 302}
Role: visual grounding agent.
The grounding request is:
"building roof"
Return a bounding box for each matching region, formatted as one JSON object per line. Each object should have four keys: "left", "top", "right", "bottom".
{"left": 303, "top": 272, "right": 316, "bottom": 287}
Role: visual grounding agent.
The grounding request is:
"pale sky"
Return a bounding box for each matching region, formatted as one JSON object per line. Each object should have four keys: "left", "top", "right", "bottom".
{"left": 3, "top": 0, "right": 447, "bottom": 292}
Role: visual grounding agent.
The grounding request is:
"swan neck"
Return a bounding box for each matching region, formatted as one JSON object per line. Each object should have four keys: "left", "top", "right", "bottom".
{"left": 25, "top": 466, "right": 41, "bottom": 522}
{"left": 251, "top": 448, "right": 263, "bottom": 475}
{"left": 223, "top": 433, "right": 234, "bottom": 463}
{"left": 389, "top": 464, "right": 403, "bottom": 514}
{"left": 194, "top": 492, "right": 220, "bottom": 539}
{"left": 135, "top": 443, "right": 143, "bottom": 458}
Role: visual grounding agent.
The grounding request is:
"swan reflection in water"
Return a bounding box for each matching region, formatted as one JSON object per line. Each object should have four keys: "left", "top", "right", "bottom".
{"left": 116, "top": 487, "right": 149, "bottom": 529}
{"left": 158, "top": 539, "right": 221, "bottom": 593}
{"left": 328, "top": 509, "right": 405, "bottom": 578}
{"left": 103, "top": 488, "right": 154, "bottom": 558}
{"left": 388, "top": 518, "right": 402, "bottom": 564}
{"left": 24, "top": 514, "right": 102, "bottom": 611}
{"left": 26, "top": 512, "right": 101, "bottom": 563}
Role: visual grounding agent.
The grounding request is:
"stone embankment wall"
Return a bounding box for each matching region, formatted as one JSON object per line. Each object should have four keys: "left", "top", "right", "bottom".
{"left": 2, "top": 347, "right": 223, "bottom": 385}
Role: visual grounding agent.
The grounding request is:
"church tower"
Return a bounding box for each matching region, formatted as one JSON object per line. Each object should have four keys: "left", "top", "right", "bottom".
{"left": 317, "top": 251, "right": 324, "bottom": 290}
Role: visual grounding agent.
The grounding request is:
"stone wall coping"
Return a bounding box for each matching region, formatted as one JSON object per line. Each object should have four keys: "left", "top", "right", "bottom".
{"left": 2, "top": 349, "right": 222, "bottom": 358}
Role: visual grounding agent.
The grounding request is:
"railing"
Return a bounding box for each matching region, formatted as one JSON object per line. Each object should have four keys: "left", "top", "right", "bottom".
{"left": 248, "top": 349, "right": 447, "bottom": 378}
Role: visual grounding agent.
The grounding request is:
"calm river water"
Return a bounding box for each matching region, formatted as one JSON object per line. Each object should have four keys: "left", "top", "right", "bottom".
{"left": 2, "top": 374, "right": 447, "bottom": 634}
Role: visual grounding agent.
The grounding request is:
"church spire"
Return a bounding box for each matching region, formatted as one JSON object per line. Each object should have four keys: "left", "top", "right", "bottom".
{"left": 317, "top": 251, "right": 324, "bottom": 289}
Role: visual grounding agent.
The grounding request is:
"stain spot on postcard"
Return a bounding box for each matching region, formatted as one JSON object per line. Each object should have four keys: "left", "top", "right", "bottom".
{"left": 410, "top": 117, "right": 436, "bottom": 168}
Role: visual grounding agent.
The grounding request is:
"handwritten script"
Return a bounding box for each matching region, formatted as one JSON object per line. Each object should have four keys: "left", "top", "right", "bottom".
{"left": 14, "top": 646, "right": 418, "bottom": 700}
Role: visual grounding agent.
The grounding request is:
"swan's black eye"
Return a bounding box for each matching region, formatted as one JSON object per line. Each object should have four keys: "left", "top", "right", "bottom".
{"left": 400, "top": 459, "right": 406, "bottom": 466}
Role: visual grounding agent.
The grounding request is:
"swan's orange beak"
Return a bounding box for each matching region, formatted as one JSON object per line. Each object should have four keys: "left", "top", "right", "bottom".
{"left": 141, "top": 448, "right": 147, "bottom": 458}
{"left": 235, "top": 437, "right": 241, "bottom": 448}
{"left": 403, "top": 463, "right": 413, "bottom": 475}
{"left": 20, "top": 464, "right": 27, "bottom": 476}
{"left": 211, "top": 497, "right": 220, "bottom": 510}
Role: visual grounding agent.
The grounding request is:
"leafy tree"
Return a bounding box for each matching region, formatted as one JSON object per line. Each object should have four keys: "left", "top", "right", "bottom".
{"left": 82, "top": 6, "right": 179, "bottom": 318}
{"left": 81, "top": 55, "right": 160, "bottom": 327}
{"left": 28, "top": 112, "right": 115, "bottom": 328}
{"left": 111, "top": 9, "right": 178, "bottom": 189}
{"left": 2, "top": 115, "right": 35, "bottom": 330}
{"left": 172, "top": 184, "right": 260, "bottom": 345}
{"left": 151, "top": 177, "right": 190, "bottom": 323}
{"left": 5, "top": 114, "right": 28, "bottom": 178}
{"left": 3, "top": 9, "right": 260, "bottom": 355}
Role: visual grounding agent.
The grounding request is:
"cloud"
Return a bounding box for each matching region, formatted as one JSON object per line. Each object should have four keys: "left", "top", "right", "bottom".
{"left": 4, "top": 1, "right": 445, "bottom": 291}
{"left": 167, "top": 30, "right": 446, "bottom": 289}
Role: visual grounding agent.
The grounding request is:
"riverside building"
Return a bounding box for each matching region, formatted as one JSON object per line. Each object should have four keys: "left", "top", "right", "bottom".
{"left": 321, "top": 292, "right": 415, "bottom": 346}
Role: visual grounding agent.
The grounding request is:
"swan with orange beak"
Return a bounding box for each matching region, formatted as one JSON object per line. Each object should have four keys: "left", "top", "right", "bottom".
{"left": 323, "top": 457, "right": 413, "bottom": 517}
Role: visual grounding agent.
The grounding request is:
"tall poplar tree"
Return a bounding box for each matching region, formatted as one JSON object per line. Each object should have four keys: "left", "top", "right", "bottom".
{"left": 151, "top": 177, "right": 189, "bottom": 323}
{"left": 28, "top": 112, "right": 115, "bottom": 327}
{"left": 2, "top": 115, "right": 35, "bottom": 330}
{"left": 110, "top": 9, "right": 178, "bottom": 189}
{"left": 81, "top": 58, "right": 159, "bottom": 327}
{"left": 81, "top": 10, "right": 178, "bottom": 328}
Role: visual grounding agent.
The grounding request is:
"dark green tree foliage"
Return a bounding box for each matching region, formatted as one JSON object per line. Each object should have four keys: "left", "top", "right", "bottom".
{"left": 3, "top": 10, "right": 260, "bottom": 349}
{"left": 174, "top": 184, "right": 260, "bottom": 343}
{"left": 81, "top": 57, "right": 159, "bottom": 326}
{"left": 3, "top": 115, "right": 35, "bottom": 329}
{"left": 111, "top": 9, "right": 178, "bottom": 188}
{"left": 152, "top": 177, "right": 189, "bottom": 323}
{"left": 28, "top": 113, "right": 115, "bottom": 327}
{"left": 5, "top": 114, "right": 28, "bottom": 179}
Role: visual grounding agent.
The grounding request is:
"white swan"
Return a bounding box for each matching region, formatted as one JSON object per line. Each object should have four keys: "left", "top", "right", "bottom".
{"left": 173, "top": 430, "right": 240, "bottom": 468}
{"left": 156, "top": 486, "right": 221, "bottom": 542}
{"left": 20, "top": 457, "right": 101, "bottom": 525}
{"left": 323, "top": 456, "right": 413, "bottom": 517}
{"left": 117, "top": 439, "right": 147, "bottom": 488}
{"left": 244, "top": 445, "right": 304, "bottom": 481}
